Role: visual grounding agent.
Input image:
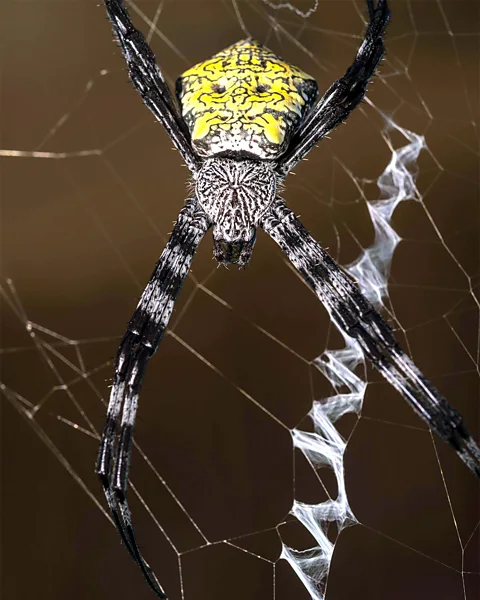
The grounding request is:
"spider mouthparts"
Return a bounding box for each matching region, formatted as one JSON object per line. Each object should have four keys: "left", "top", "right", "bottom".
{"left": 213, "top": 237, "right": 255, "bottom": 267}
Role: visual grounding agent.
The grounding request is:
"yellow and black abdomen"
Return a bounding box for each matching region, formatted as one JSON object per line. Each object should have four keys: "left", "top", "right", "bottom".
{"left": 176, "top": 39, "right": 318, "bottom": 160}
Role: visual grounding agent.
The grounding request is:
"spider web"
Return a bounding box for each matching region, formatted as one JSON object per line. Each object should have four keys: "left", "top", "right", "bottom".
{"left": 1, "top": 1, "right": 479, "bottom": 599}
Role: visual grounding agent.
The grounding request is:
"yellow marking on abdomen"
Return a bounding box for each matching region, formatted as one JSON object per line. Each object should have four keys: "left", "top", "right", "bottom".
{"left": 176, "top": 39, "right": 318, "bottom": 159}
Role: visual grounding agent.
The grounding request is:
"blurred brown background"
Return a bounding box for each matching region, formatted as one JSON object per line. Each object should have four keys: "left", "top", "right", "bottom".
{"left": 1, "top": 1, "right": 479, "bottom": 599}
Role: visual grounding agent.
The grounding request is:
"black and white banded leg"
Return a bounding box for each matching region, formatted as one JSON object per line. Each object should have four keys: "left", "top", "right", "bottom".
{"left": 278, "top": 0, "right": 390, "bottom": 175}
{"left": 96, "top": 199, "right": 211, "bottom": 598}
{"left": 261, "top": 198, "right": 480, "bottom": 477}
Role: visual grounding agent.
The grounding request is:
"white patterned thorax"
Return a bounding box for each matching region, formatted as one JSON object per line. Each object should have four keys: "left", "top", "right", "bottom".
{"left": 195, "top": 158, "right": 277, "bottom": 243}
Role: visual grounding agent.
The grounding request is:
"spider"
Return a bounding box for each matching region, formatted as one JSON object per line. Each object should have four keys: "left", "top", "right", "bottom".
{"left": 96, "top": 1, "right": 480, "bottom": 597}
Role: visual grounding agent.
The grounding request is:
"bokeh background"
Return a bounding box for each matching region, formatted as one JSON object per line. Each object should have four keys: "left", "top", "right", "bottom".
{"left": 1, "top": 1, "right": 479, "bottom": 599}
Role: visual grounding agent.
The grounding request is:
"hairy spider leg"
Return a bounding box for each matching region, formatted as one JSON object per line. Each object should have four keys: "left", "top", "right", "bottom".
{"left": 278, "top": 0, "right": 390, "bottom": 175}
{"left": 261, "top": 198, "right": 480, "bottom": 476}
{"left": 104, "top": 0, "right": 199, "bottom": 172}
{"left": 96, "top": 200, "right": 211, "bottom": 598}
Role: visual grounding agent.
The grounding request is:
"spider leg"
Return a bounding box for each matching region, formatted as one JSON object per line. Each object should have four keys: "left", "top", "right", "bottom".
{"left": 96, "top": 199, "right": 211, "bottom": 598}
{"left": 261, "top": 198, "right": 480, "bottom": 478}
{"left": 104, "top": 0, "right": 200, "bottom": 173}
{"left": 278, "top": 0, "right": 390, "bottom": 176}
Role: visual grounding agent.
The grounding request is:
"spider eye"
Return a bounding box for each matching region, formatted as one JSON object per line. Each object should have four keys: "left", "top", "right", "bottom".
{"left": 255, "top": 83, "right": 269, "bottom": 93}
{"left": 211, "top": 83, "right": 226, "bottom": 93}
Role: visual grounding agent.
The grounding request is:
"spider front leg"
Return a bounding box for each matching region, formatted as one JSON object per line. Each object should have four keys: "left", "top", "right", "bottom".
{"left": 278, "top": 0, "right": 390, "bottom": 175}
{"left": 96, "top": 199, "right": 211, "bottom": 598}
{"left": 261, "top": 198, "right": 480, "bottom": 477}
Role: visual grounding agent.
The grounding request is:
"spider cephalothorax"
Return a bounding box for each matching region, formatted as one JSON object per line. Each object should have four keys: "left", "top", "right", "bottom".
{"left": 98, "top": 2, "right": 480, "bottom": 598}
{"left": 195, "top": 157, "right": 278, "bottom": 265}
